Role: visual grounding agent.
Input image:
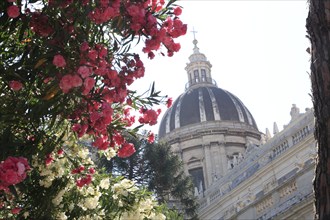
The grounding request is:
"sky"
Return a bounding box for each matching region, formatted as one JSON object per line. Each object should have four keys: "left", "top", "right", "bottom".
{"left": 130, "top": 1, "right": 312, "bottom": 136}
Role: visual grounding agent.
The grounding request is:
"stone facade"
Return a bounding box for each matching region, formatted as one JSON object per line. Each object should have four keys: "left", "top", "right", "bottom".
{"left": 197, "top": 108, "right": 315, "bottom": 219}
{"left": 158, "top": 39, "right": 315, "bottom": 219}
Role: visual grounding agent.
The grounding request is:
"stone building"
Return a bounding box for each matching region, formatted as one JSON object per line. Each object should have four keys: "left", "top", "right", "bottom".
{"left": 158, "top": 39, "right": 315, "bottom": 219}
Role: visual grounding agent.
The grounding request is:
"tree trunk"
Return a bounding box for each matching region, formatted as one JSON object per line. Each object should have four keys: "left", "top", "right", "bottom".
{"left": 306, "top": 1, "right": 330, "bottom": 219}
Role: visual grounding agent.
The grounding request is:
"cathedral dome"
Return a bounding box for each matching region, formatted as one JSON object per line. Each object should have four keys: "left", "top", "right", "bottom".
{"left": 158, "top": 38, "right": 258, "bottom": 138}
{"left": 158, "top": 85, "right": 258, "bottom": 138}
{"left": 157, "top": 36, "right": 261, "bottom": 193}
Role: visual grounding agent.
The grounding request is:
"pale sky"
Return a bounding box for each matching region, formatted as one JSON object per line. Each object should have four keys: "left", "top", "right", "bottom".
{"left": 131, "top": 1, "right": 312, "bottom": 136}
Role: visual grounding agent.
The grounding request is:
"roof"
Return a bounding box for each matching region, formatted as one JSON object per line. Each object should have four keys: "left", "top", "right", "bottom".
{"left": 158, "top": 85, "right": 258, "bottom": 138}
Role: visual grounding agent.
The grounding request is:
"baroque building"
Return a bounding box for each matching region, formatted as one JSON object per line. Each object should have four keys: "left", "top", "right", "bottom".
{"left": 158, "top": 39, "right": 315, "bottom": 219}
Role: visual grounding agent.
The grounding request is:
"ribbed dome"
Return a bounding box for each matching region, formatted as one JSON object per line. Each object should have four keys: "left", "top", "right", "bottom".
{"left": 158, "top": 37, "right": 258, "bottom": 138}
{"left": 158, "top": 85, "right": 258, "bottom": 138}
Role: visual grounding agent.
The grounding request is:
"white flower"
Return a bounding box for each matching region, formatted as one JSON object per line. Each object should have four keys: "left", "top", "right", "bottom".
{"left": 112, "top": 178, "right": 139, "bottom": 198}
{"left": 78, "top": 202, "right": 87, "bottom": 211}
{"left": 78, "top": 148, "right": 89, "bottom": 159}
{"left": 138, "top": 198, "right": 154, "bottom": 212}
{"left": 69, "top": 203, "right": 75, "bottom": 211}
{"left": 120, "top": 211, "right": 143, "bottom": 220}
{"left": 100, "top": 178, "right": 110, "bottom": 190}
{"left": 23, "top": 212, "right": 29, "bottom": 219}
{"left": 86, "top": 187, "right": 95, "bottom": 195}
{"left": 57, "top": 212, "right": 68, "bottom": 220}
{"left": 150, "top": 213, "right": 166, "bottom": 220}
{"left": 84, "top": 196, "right": 99, "bottom": 209}
{"left": 104, "top": 148, "right": 117, "bottom": 160}
{"left": 52, "top": 189, "right": 66, "bottom": 206}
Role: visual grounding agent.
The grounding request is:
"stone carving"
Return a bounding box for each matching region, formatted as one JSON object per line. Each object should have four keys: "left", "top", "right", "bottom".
{"left": 263, "top": 177, "right": 277, "bottom": 194}
{"left": 256, "top": 196, "right": 273, "bottom": 214}
{"left": 290, "top": 104, "right": 300, "bottom": 121}
{"left": 279, "top": 181, "right": 297, "bottom": 199}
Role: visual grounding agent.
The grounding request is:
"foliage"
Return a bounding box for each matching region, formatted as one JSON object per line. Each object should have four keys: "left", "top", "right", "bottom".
{"left": 97, "top": 134, "right": 199, "bottom": 219}
{"left": 0, "top": 0, "right": 186, "bottom": 219}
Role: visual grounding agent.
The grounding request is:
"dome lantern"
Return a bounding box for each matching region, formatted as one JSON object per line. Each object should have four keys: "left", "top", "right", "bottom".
{"left": 185, "top": 37, "right": 215, "bottom": 90}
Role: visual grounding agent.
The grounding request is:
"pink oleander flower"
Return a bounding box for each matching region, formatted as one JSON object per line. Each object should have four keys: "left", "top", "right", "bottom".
{"left": 82, "top": 77, "right": 95, "bottom": 95}
{"left": 77, "top": 65, "right": 91, "bottom": 78}
{"left": 148, "top": 52, "right": 155, "bottom": 59}
{"left": 166, "top": 97, "right": 173, "bottom": 108}
{"left": 0, "top": 156, "right": 30, "bottom": 188}
{"left": 71, "top": 74, "right": 83, "bottom": 87}
{"left": 92, "top": 136, "right": 110, "bottom": 150}
{"left": 147, "top": 132, "right": 155, "bottom": 143}
{"left": 87, "top": 49, "right": 98, "bottom": 61}
{"left": 80, "top": 42, "right": 90, "bottom": 52}
{"left": 11, "top": 207, "right": 21, "bottom": 215}
{"left": 9, "top": 80, "right": 23, "bottom": 91}
{"left": 138, "top": 108, "right": 160, "bottom": 126}
{"left": 72, "top": 123, "right": 88, "bottom": 138}
{"left": 45, "top": 154, "right": 53, "bottom": 166}
{"left": 76, "top": 174, "right": 92, "bottom": 187}
{"left": 117, "top": 142, "right": 135, "bottom": 158}
{"left": 30, "top": 13, "right": 54, "bottom": 37}
{"left": 7, "top": 5, "right": 20, "bottom": 18}
{"left": 57, "top": 148, "right": 64, "bottom": 155}
{"left": 173, "top": 7, "right": 182, "bottom": 16}
{"left": 59, "top": 74, "right": 73, "bottom": 93}
{"left": 52, "top": 54, "right": 66, "bottom": 68}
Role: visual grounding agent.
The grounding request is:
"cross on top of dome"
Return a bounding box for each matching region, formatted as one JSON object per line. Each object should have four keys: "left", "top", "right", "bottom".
{"left": 191, "top": 27, "right": 200, "bottom": 54}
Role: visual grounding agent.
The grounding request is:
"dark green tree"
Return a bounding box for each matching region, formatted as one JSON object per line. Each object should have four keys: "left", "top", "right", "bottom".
{"left": 144, "top": 140, "right": 198, "bottom": 219}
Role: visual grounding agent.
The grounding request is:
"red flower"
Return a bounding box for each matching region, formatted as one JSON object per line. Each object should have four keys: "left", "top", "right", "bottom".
{"left": 92, "top": 136, "right": 109, "bottom": 150}
{"left": 82, "top": 77, "right": 95, "bottom": 95}
{"left": 166, "top": 97, "right": 173, "bottom": 108}
{"left": 147, "top": 132, "right": 155, "bottom": 143}
{"left": 59, "top": 74, "right": 73, "bottom": 93}
{"left": 57, "top": 149, "right": 64, "bottom": 155}
{"left": 173, "top": 7, "right": 182, "bottom": 16}
{"left": 148, "top": 52, "right": 155, "bottom": 59}
{"left": 45, "top": 154, "right": 53, "bottom": 166}
{"left": 30, "top": 13, "right": 54, "bottom": 37}
{"left": 9, "top": 80, "right": 23, "bottom": 91}
{"left": 87, "top": 49, "right": 98, "bottom": 61}
{"left": 0, "top": 157, "right": 30, "bottom": 187}
{"left": 138, "top": 108, "right": 160, "bottom": 126}
{"left": 76, "top": 174, "right": 92, "bottom": 187}
{"left": 126, "top": 98, "right": 132, "bottom": 106}
{"left": 117, "top": 142, "right": 135, "bottom": 158}
{"left": 71, "top": 75, "right": 83, "bottom": 87}
{"left": 80, "top": 42, "right": 90, "bottom": 52}
{"left": 77, "top": 66, "right": 91, "bottom": 78}
{"left": 7, "top": 5, "right": 20, "bottom": 18}
{"left": 11, "top": 207, "right": 21, "bottom": 215}
{"left": 53, "top": 54, "right": 66, "bottom": 68}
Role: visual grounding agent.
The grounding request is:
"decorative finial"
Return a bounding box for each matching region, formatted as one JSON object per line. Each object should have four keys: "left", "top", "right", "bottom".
{"left": 191, "top": 27, "right": 199, "bottom": 53}
{"left": 273, "top": 122, "right": 279, "bottom": 135}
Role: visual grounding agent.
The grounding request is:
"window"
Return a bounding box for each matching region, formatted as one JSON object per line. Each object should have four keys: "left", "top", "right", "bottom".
{"left": 201, "top": 69, "right": 206, "bottom": 82}
{"left": 189, "top": 167, "right": 205, "bottom": 193}
{"left": 194, "top": 70, "right": 199, "bottom": 82}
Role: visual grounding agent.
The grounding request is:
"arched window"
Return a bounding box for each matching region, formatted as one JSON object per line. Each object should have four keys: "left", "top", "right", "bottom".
{"left": 201, "top": 69, "right": 206, "bottom": 82}
{"left": 189, "top": 167, "right": 205, "bottom": 193}
{"left": 194, "top": 69, "right": 199, "bottom": 82}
